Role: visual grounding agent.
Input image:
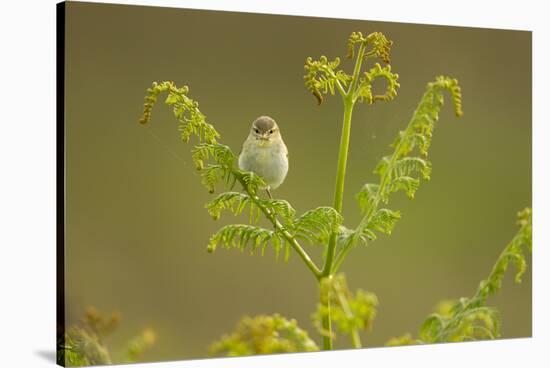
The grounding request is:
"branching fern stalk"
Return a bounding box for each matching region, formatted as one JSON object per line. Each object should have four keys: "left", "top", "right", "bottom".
{"left": 140, "top": 83, "right": 322, "bottom": 276}
{"left": 303, "top": 31, "right": 462, "bottom": 349}
{"left": 139, "top": 31, "right": 466, "bottom": 351}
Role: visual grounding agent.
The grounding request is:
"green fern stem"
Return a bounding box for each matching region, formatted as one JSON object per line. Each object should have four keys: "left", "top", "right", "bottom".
{"left": 323, "top": 102, "right": 355, "bottom": 275}
{"left": 324, "top": 41, "right": 366, "bottom": 277}
{"left": 332, "top": 115, "right": 411, "bottom": 273}
{"left": 320, "top": 283, "right": 333, "bottom": 350}
{"left": 319, "top": 101, "right": 354, "bottom": 349}
{"left": 332, "top": 276, "right": 363, "bottom": 348}
{"left": 320, "top": 42, "right": 367, "bottom": 350}
{"left": 236, "top": 175, "right": 322, "bottom": 279}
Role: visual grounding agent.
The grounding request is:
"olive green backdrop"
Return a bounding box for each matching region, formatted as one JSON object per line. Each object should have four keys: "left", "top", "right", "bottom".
{"left": 64, "top": 1, "right": 532, "bottom": 362}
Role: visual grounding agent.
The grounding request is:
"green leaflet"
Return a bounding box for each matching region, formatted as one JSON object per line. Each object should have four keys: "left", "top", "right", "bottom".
{"left": 207, "top": 224, "right": 290, "bottom": 261}
{"left": 367, "top": 208, "right": 401, "bottom": 235}
{"left": 356, "top": 183, "right": 380, "bottom": 213}
{"left": 304, "top": 56, "right": 351, "bottom": 105}
{"left": 192, "top": 143, "right": 234, "bottom": 172}
{"left": 206, "top": 192, "right": 252, "bottom": 221}
{"left": 293, "top": 206, "right": 343, "bottom": 245}
{"left": 140, "top": 81, "right": 219, "bottom": 144}
{"left": 206, "top": 191, "right": 296, "bottom": 224}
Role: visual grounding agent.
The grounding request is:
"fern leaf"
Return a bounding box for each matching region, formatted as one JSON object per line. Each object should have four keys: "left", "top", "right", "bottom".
{"left": 403, "top": 207, "right": 532, "bottom": 344}
{"left": 364, "top": 32, "right": 393, "bottom": 63}
{"left": 192, "top": 143, "right": 235, "bottom": 171}
{"left": 257, "top": 198, "right": 296, "bottom": 223}
{"left": 355, "top": 63, "right": 400, "bottom": 104}
{"left": 355, "top": 76, "right": 463, "bottom": 240}
{"left": 474, "top": 207, "right": 532, "bottom": 304}
{"left": 139, "top": 81, "right": 219, "bottom": 144}
{"left": 207, "top": 224, "right": 291, "bottom": 261}
{"left": 393, "top": 157, "right": 432, "bottom": 180}
{"left": 367, "top": 208, "right": 401, "bottom": 235}
{"left": 347, "top": 31, "right": 392, "bottom": 63}
{"left": 304, "top": 56, "right": 350, "bottom": 104}
{"left": 389, "top": 176, "right": 420, "bottom": 199}
{"left": 235, "top": 170, "right": 267, "bottom": 195}
{"left": 293, "top": 207, "right": 343, "bottom": 245}
{"left": 205, "top": 192, "right": 251, "bottom": 220}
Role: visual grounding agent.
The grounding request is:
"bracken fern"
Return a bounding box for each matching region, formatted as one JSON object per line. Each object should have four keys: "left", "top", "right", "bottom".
{"left": 137, "top": 31, "right": 530, "bottom": 354}
{"left": 387, "top": 208, "right": 532, "bottom": 345}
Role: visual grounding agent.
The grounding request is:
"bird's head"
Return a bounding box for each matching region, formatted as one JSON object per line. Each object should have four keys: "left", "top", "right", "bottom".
{"left": 250, "top": 116, "right": 281, "bottom": 144}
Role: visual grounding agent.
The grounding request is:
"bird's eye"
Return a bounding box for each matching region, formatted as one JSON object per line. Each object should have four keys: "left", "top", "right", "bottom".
{"left": 269, "top": 129, "right": 273, "bottom": 134}
{"left": 254, "top": 128, "right": 259, "bottom": 133}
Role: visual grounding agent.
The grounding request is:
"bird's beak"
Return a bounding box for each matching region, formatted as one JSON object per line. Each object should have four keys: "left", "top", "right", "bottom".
{"left": 259, "top": 134, "right": 269, "bottom": 141}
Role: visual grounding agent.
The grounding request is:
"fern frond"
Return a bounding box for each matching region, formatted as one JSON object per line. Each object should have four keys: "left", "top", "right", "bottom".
{"left": 304, "top": 56, "right": 350, "bottom": 104}
{"left": 393, "top": 157, "right": 432, "bottom": 180}
{"left": 355, "top": 63, "right": 400, "bottom": 104}
{"left": 364, "top": 32, "right": 393, "bottom": 63}
{"left": 397, "top": 207, "right": 531, "bottom": 344}
{"left": 207, "top": 224, "right": 292, "bottom": 261}
{"left": 356, "top": 183, "right": 380, "bottom": 214}
{"left": 209, "top": 314, "right": 319, "bottom": 356}
{"left": 347, "top": 31, "right": 392, "bottom": 63}
{"left": 331, "top": 76, "right": 463, "bottom": 273}
{"left": 139, "top": 82, "right": 321, "bottom": 276}
{"left": 257, "top": 198, "right": 296, "bottom": 224}
{"left": 293, "top": 207, "right": 343, "bottom": 245}
{"left": 336, "top": 225, "right": 376, "bottom": 253}
{"left": 192, "top": 143, "right": 235, "bottom": 171}
{"left": 473, "top": 207, "right": 532, "bottom": 304}
{"left": 367, "top": 208, "right": 401, "bottom": 235}
{"left": 356, "top": 76, "right": 463, "bottom": 232}
{"left": 389, "top": 176, "right": 420, "bottom": 199}
{"left": 207, "top": 192, "right": 296, "bottom": 225}
{"left": 235, "top": 170, "right": 268, "bottom": 195}
{"left": 206, "top": 192, "right": 252, "bottom": 220}
{"left": 139, "top": 81, "right": 219, "bottom": 144}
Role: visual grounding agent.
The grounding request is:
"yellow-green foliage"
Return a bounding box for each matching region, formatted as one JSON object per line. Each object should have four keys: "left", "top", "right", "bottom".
{"left": 57, "top": 307, "right": 156, "bottom": 366}
{"left": 313, "top": 273, "right": 378, "bottom": 347}
{"left": 138, "top": 31, "right": 529, "bottom": 354}
{"left": 386, "top": 208, "right": 532, "bottom": 345}
{"left": 209, "top": 314, "right": 319, "bottom": 356}
{"left": 138, "top": 32, "right": 461, "bottom": 280}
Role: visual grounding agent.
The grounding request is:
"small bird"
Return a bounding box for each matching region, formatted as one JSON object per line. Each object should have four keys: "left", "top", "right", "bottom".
{"left": 238, "top": 116, "right": 289, "bottom": 198}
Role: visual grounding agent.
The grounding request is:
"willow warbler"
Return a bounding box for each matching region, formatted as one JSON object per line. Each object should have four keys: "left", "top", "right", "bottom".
{"left": 238, "top": 116, "right": 289, "bottom": 198}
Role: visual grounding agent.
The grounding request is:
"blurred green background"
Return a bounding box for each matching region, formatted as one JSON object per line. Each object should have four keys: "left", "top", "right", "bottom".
{"left": 64, "top": 1, "right": 532, "bottom": 362}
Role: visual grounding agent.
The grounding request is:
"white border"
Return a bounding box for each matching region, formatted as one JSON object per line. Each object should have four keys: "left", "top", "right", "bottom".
{"left": 0, "top": 0, "right": 547, "bottom": 367}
